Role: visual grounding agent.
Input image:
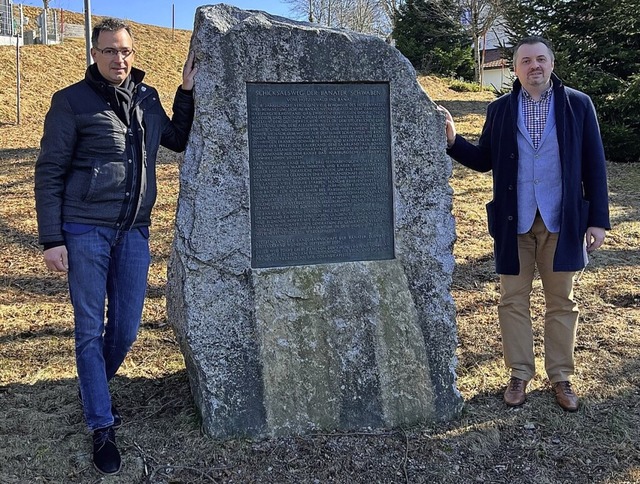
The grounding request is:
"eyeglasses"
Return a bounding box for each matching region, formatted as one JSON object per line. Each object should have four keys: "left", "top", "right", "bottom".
{"left": 95, "top": 47, "right": 135, "bottom": 59}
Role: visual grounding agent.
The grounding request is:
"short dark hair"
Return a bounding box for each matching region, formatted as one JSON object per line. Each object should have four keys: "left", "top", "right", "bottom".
{"left": 91, "top": 18, "right": 133, "bottom": 48}
{"left": 513, "top": 36, "right": 554, "bottom": 64}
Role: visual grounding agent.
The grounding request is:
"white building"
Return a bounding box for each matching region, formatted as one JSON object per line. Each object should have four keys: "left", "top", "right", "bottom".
{"left": 479, "top": 21, "right": 513, "bottom": 90}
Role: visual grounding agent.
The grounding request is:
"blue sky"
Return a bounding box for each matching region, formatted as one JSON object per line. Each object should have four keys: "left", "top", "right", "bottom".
{"left": 18, "top": 1, "right": 296, "bottom": 30}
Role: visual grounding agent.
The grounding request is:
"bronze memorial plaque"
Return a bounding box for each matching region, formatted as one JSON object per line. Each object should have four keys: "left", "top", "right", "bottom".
{"left": 247, "top": 82, "right": 394, "bottom": 268}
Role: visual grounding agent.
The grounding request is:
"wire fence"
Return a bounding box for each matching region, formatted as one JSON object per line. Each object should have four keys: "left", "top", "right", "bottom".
{"left": 1, "top": 1, "right": 64, "bottom": 44}
{"left": 0, "top": 0, "right": 14, "bottom": 36}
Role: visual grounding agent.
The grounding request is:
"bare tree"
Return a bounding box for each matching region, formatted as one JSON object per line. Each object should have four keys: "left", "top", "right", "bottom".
{"left": 344, "top": 0, "right": 390, "bottom": 34}
{"left": 410, "top": 0, "right": 506, "bottom": 83}
{"left": 283, "top": 0, "right": 336, "bottom": 26}
{"left": 379, "top": 0, "right": 405, "bottom": 32}
{"left": 283, "top": 0, "right": 403, "bottom": 36}
{"left": 457, "top": 0, "right": 506, "bottom": 83}
{"left": 351, "top": 0, "right": 379, "bottom": 32}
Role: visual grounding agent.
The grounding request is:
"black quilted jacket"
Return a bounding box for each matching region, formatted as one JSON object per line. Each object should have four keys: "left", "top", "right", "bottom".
{"left": 35, "top": 66, "right": 194, "bottom": 246}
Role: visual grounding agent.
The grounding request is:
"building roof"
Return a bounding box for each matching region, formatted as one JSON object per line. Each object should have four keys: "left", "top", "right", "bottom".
{"left": 482, "top": 48, "right": 510, "bottom": 70}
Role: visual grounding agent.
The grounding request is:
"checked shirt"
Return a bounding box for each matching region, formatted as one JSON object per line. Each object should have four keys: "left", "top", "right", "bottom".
{"left": 521, "top": 84, "right": 553, "bottom": 150}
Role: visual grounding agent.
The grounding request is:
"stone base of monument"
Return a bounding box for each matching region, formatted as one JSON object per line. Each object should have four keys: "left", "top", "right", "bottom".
{"left": 167, "top": 4, "right": 463, "bottom": 439}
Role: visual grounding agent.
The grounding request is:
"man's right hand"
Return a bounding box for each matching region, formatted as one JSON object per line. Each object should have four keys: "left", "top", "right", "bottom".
{"left": 181, "top": 51, "right": 197, "bottom": 91}
{"left": 437, "top": 105, "right": 457, "bottom": 148}
{"left": 44, "top": 245, "right": 69, "bottom": 272}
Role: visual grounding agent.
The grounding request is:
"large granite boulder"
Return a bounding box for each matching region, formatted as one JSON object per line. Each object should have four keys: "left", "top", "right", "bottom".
{"left": 167, "top": 3, "right": 462, "bottom": 439}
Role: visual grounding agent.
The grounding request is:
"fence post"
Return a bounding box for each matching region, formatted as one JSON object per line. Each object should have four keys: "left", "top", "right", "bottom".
{"left": 16, "top": 23, "right": 20, "bottom": 124}
{"left": 41, "top": 8, "right": 48, "bottom": 45}
{"left": 84, "top": 0, "right": 92, "bottom": 66}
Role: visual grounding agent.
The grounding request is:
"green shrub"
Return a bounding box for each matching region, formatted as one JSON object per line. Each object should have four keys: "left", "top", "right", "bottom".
{"left": 448, "top": 80, "right": 487, "bottom": 93}
{"left": 600, "top": 123, "right": 638, "bottom": 163}
{"left": 598, "top": 75, "right": 640, "bottom": 162}
{"left": 393, "top": 0, "right": 474, "bottom": 81}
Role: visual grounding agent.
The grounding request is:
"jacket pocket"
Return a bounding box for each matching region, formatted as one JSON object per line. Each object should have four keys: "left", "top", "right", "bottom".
{"left": 486, "top": 200, "right": 496, "bottom": 238}
{"left": 84, "top": 160, "right": 126, "bottom": 202}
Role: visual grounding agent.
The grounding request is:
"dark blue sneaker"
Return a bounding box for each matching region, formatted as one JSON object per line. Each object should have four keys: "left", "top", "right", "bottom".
{"left": 92, "top": 426, "right": 121, "bottom": 475}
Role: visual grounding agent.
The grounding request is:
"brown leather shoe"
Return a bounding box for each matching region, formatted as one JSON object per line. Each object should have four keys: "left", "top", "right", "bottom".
{"left": 504, "top": 377, "right": 528, "bottom": 407}
{"left": 553, "top": 381, "right": 579, "bottom": 411}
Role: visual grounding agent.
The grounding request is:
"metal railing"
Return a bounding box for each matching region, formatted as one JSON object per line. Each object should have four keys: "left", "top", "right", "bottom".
{"left": 38, "top": 8, "right": 60, "bottom": 44}
{"left": 0, "top": 0, "right": 14, "bottom": 36}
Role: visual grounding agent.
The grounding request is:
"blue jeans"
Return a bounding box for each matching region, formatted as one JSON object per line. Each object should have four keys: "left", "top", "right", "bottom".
{"left": 64, "top": 224, "right": 150, "bottom": 431}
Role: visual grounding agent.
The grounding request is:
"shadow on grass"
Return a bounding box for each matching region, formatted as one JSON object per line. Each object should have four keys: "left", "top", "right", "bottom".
{"left": 0, "top": 219, "right": 39, "bottom": 248}
{"left": 0, "top": 172, "right": 34, "bottom": 192}
{"left": 434, "top": 99, "right": 491, "bottom": 117}
{"left": 1, "top": 363, "right": 638, "bottom": 483}
{"left": 0, "top": 148, "right": 38, "bottom": 191}
{"left": 0, "top": 274, "right": 68, "bottom": 299}
{"left": 0, "top": 147, "right": 38, "bottom": 161}
{"left": 453, "top": 252, "right": 497, "bottom": 288}
{"left": 0, "top": 316, "right": 173, "bottom": 346}
{"left": 587, "top": 248, "right": 640, "bottom": 269}
{"left": 0, "top": 372, "right": 199, "bottom": 482}
{"left": 0, "top": 325, "right": 74, "bottom": 345}
{"left": 0, "top": 273, "right": 171, "bottom": 301}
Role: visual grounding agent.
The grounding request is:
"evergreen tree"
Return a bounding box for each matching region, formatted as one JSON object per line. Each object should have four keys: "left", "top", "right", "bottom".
{"left": 503, "top": 0, "right": 640, "bottom": 161}
{"left": 393, "top": 0, "right": 475, "bottom": 79}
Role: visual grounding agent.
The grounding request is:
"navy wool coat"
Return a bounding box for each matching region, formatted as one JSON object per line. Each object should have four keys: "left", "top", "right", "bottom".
{"left": 447, "top": 73, "right": 610, "bottom": 275}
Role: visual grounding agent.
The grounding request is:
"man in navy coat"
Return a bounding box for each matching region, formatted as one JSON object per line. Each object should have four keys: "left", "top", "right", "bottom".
{"left": 440, "top": 36, "right": 610, "bottom": 411}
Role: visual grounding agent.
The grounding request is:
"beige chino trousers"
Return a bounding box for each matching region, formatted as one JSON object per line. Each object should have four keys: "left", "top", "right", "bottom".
{"left": 498, "top": 214, "right": 579, "bottom": 383}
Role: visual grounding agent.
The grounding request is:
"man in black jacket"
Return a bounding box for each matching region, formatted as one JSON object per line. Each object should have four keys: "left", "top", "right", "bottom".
{"left": 34, "top": 18, "right": 196, "bottom": 475}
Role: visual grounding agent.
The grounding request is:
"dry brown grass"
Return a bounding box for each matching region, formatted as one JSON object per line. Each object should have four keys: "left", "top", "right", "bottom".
{"left": 1, "top": 9, "right": 639, "bottom": 483}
